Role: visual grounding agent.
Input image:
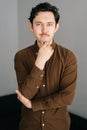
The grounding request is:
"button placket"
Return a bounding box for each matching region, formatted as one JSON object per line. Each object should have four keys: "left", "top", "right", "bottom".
{"left": 41, "top": 74, "right": 44, "bottom": 78}
{"left": 36, "top": 86, "right": 39, "bottom": 89}
{"left": 42, "top": 123, "right": 45, "bottom": 127}
{"left": 43, "top": 84, "right": 45, "bottom": 88}
{"left": 41, "top": 110, "right": 45, "bottom": 128}
{"left": 42, "top": 111, "right": 45, "bottom": 114}
{"left": 40, "top": 72, "right": 44, "bottom": 81}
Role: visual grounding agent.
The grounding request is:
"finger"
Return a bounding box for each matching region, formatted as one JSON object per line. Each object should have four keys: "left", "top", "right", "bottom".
{"left": 42, "top": 42, "right": 49, "bottom": 47}
{"left": 15, "top": 89, "right": 23, "bottom": 99}
{"left": 15, "top": 89, "right": 20, "bottom": 95}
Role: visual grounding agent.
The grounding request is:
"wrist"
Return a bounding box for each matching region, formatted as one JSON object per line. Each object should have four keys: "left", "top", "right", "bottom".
{"left": 29, "top": 100, "right": 32, "bottom": 108}
{"left": 35, "top": 59, "right": 45, "bottom": 70}
{"left": 28, "top": 100, "right": 32, "bottom": 109}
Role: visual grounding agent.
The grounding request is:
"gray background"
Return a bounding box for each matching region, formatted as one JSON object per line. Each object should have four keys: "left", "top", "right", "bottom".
{"left": 0, "top": 0, "right": 87, "bottom": 118}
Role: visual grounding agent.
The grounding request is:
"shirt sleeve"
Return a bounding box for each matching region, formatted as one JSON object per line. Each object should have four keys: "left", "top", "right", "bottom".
{"left": 14, "top": 52, "right": 44, "bottom": 99}
{"left": 31, "top": 50, "right": 77, "bottom": 111}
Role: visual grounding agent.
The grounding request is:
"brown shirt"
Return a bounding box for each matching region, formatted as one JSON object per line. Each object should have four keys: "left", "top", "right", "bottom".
{"left": 14, "top": 41, "right": 77, "bottom": 130}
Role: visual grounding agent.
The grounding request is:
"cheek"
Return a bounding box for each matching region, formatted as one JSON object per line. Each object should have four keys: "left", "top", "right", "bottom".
{"left": 34, "top": 27, "right": 41, "bottom": 34}
{"left": 48, "top": 28, "right": 56, "bottom": 35}
{"left": 48, "top": 27, "right": 55, "bottom": 32}
{"left": 33, "top": 29, "right": 41, "bottom": 38}
{"left": 34, "top": 25, "right": 41, "bottom": 30}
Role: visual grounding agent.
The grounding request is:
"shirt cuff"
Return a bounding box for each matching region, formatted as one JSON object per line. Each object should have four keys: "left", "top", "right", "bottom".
{"left": 31, "top": 98, "right": 43, "bottom": 111}
{"left": 31, "top": 65, "right": 44, "bottom": 80}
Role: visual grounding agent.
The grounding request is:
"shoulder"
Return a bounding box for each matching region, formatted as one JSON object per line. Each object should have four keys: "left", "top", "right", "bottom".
{"left": 56, "top": 43, "right": 77, "bottom": 64}
{"left": 14, "top": 44, "right": 34, "bottom": 60}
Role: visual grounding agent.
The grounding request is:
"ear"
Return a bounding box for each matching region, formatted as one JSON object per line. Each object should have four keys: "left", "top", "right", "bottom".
{"left": 55, "top": 23, "right": 59, "bottom": 32}
{"left": 29, "top": 23, "right": 33, "bottom": 32}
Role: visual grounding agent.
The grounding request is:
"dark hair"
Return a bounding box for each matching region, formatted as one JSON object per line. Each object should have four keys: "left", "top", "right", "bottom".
{"left": 28, "top": 2, "right": 60, "bottom": 24}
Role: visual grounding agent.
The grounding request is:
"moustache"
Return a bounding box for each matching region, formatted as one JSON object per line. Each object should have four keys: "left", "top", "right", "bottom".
{"left": 40, "top": 33, "right": 49, "bottom": 36}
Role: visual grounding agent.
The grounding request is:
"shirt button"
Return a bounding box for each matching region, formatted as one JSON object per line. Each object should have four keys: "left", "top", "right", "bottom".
{"left": 41, "top": 74, "right": 44, "bottom": 78}
{"left": 43, "top": 84, "right": 45, "bottom": 87}
{"left": 42, "top": 123, "right": 45, "bottom": 126}
{"left": 42, "top": 111, "right": 45, "bottom": 114}
{"left": 36, "top": 86, "right": 39, "bottom": 89}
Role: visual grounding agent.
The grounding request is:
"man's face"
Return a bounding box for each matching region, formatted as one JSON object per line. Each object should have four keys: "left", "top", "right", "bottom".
{"left": 30, "top": 11, "right": 59, "bottom": 47}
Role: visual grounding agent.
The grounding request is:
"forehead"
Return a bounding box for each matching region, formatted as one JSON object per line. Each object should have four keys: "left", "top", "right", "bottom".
{"left": 33, "top": 11, "right": 55, "bottom": 22}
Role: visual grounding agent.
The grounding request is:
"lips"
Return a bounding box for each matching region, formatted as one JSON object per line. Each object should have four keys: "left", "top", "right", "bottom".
{"left": 40, "top": 34, "right": 49, "bottom": 37}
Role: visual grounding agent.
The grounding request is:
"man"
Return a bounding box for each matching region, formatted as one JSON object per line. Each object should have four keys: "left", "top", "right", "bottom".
{"left": 14, "top": 2, "right": 77, "bottom": 130}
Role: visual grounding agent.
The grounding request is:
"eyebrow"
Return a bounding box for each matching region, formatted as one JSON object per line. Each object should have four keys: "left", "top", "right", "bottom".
{"left": 35, "top": 21, "right": 54, "bottom": 24}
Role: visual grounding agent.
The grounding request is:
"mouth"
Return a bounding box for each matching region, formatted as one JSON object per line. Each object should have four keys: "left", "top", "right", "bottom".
{"left": 40, "top": 34, "right": 49, "bottom": 37}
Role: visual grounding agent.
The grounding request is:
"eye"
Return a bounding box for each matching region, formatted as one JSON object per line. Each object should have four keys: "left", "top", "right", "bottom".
{"left": 47, "top": 23, "right": 53, "bottom": 26}
{"left": 35, "top": 23, "right": 41, "bottom": 26}
{"left": 36, "top": 23, "right": 40, "bottom": 26}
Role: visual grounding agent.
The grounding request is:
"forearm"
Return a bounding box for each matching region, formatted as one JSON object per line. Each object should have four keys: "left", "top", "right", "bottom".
{"left": 14, "top": 53, "right": 44, "bottom": 99}
{"left": 31, "top": 82, "right": 76, "bottom": 112}
{"left": 16, "top": 89, "right": 32, "bottom": 109}
{"left": 17, "top": 65, "right": 44, "bottom": 99}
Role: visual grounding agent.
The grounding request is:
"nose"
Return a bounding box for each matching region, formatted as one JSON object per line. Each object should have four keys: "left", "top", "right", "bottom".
{"left": 41, "top": 24, "right": 47, "bottom": 33}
